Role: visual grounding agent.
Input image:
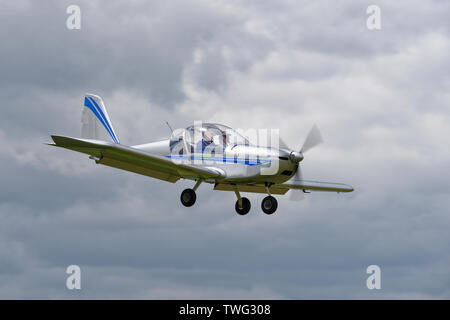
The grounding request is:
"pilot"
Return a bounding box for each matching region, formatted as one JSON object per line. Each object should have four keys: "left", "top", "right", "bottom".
{"left": 196, "top": 130, "right": 213, "bottom": 153}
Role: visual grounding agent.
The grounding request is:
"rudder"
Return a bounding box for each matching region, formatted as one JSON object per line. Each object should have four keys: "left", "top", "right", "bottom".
{"left": 81, "top": 94, "right": 119, "bottom": 143}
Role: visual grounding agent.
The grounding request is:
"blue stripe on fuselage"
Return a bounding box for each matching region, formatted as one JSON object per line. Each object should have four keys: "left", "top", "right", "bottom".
{"left": 166, "top": 155, "right": 270, "bottom": 166}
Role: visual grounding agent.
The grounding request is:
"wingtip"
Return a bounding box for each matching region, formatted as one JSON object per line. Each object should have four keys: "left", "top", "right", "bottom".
{"left": 50, "top": 135, "right": 58, "bottom": 144}
{"left": 45, "top": 136, "right": 59, "bottom": 146}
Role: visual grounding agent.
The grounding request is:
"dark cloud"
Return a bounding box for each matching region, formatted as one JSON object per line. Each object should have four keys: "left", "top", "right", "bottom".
{"left": 0, "top": 0, "right": 275, "bottom": 108}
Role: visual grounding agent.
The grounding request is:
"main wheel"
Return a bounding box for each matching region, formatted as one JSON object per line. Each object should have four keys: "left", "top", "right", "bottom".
{"left": 261, "top": 196, "right": 277, "bottom": 215}
{"left": 235, "top": 197, "right": 251, "bottom": 215}
{"left": 180, "top": 188, "right": 196, "bottom": 207}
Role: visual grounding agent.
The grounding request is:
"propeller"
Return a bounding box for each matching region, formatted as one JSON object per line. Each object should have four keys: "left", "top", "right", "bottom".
{"left": 300, "top": 124, "right": 323, "bottom": 153}
{"left": 264, "top": 124, "right": 323, "bottom": 200}
{"left": 287, "top": 124, "right": 323, "bottom": 201}
{"left": 289, "top": 164, "right": 305, "bottom": 200}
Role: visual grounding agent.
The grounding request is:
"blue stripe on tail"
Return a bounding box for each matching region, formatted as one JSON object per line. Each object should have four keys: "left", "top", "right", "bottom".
{"left": 84, "top": 97, "right": 119, "bottom": 143}
{"left": 88, "top": 97, "right": 119, "bottom": 143}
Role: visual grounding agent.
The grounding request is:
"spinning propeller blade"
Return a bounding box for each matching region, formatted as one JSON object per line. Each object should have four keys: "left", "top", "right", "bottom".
{"left": 289, "top": 165, "right": 305, "bottom": 201}
{"left": 300, "top": 124, "right": 323, "bottom": 154}
{"left": 288, "top": 125, "right": 323, "bottom": 201}
{"left": 278, "top": 137, "right": 290, "bottom": 150}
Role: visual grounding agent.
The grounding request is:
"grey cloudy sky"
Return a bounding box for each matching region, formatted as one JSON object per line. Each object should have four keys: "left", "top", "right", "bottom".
{"left": 1, "top": 0, "right": 450, "bottom": 299}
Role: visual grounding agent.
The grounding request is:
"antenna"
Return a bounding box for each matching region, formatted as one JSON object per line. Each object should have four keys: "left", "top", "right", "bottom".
{"left": 165, "top": 121, "right": 174, "bottom": 134}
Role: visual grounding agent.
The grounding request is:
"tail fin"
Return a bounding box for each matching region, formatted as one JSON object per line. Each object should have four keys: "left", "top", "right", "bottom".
{"left": 81, "top": 94, "right": 119, "bottom": 143}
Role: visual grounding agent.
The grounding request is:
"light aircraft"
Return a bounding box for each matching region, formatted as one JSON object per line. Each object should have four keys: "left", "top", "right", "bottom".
{"left": 49, "top": 94, "right": 354, "bottom": 215}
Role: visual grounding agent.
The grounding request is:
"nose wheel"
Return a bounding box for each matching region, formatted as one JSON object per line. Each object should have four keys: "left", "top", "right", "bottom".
{"left": 261, "top": 196, "right": 278, "bottom": 215}
{"left": 180, "top": 188, "right": 196, "bottom": 207}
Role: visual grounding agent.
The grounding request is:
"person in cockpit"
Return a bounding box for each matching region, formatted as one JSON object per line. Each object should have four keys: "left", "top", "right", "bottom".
{"left": 196, "top": 130, "right": 213, "bottom": 153}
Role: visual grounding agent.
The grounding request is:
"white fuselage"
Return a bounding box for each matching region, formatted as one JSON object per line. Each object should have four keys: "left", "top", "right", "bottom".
{"left": 133, "top": 139, "right": 297, "bottom": 184}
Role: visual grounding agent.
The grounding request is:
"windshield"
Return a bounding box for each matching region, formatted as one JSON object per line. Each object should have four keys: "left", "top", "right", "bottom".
{"left": 169, "top": 123, "right": 250, "bottom": 156}
{"left": 185, "top": 123, "right": 249, "bottom": 148}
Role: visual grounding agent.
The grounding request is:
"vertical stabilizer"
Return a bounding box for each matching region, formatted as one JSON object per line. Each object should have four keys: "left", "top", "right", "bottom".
{"left": 81, "top": 94, "right": 119, "bottom": 143}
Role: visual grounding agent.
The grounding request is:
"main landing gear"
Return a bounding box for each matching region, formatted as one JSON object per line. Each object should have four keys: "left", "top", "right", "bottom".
{"left": 180, "top": 180, "right": 202, "bottom": 207}
{"left": 180, "top": 188, "right": 196, "bottom": 207}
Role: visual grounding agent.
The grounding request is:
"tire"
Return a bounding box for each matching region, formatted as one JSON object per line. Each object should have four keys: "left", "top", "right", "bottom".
{"left": 261, "top": 196, "right": 277, "bottom": 215}
{"left": 235, "top": 197, "right": 251, "bottom": 215}
{"left": 180, "top": 188, "right": 196, "bottom": 207}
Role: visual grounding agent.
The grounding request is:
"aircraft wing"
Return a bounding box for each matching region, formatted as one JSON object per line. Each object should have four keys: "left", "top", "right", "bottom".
{"left": 50, "top": 135, "right": 224, "bottom": 183}
{"left": 280, "top": 177, "right": 354, "bottom": 193}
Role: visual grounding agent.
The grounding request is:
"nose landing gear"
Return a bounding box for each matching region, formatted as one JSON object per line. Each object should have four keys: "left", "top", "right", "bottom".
{"left": 235, "top": 197, "right": 251, "bottom": 215}
{"left": 234, "top": 188, "right": 251, "bottom": 215}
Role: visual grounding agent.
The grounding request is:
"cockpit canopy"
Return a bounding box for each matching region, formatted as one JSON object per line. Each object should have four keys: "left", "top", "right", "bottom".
{"left": 170, "top": 123, "right": 249, "bottom": 155}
